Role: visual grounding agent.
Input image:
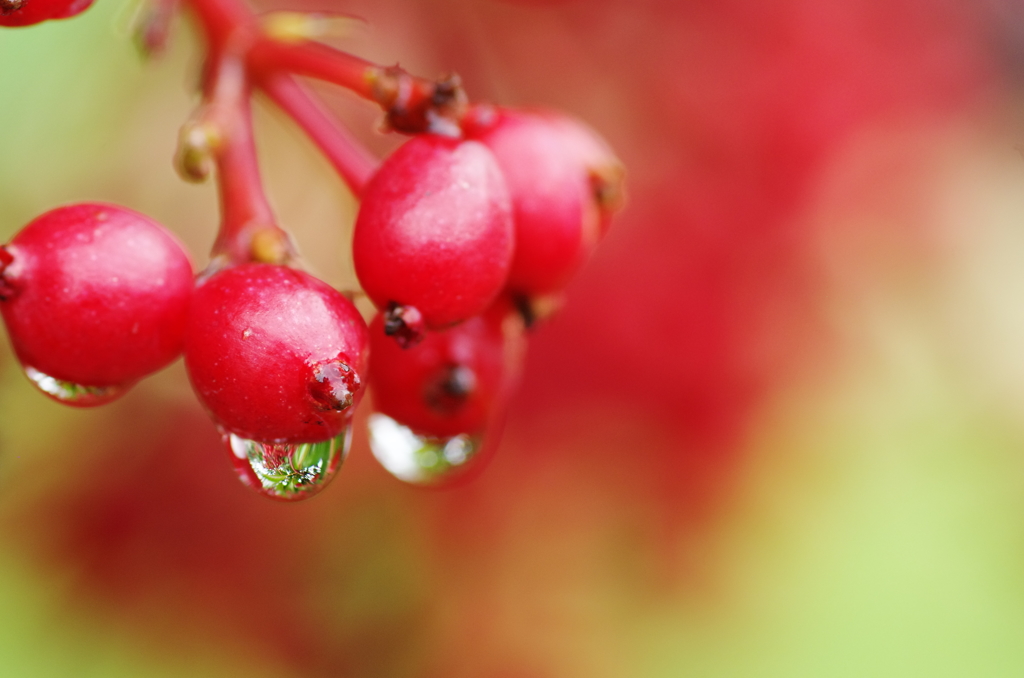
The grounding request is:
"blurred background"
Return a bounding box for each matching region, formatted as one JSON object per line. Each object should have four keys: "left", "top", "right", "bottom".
{"left": 3, "top": 0, "right": 1024, "bottom": 675}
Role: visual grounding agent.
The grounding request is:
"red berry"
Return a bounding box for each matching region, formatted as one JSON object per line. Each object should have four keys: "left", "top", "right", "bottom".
{"left": 369, "top": 298, "right": 525, "bottom": 437}
{"left": 548, "top": 113, "right": 625, "bottom": 236}
{"left": 353, "top": 135, "right": 514, "bottom": 340}
{"left": 0, "top": 0, "right": 93, "bottom": 27}
{"left": 465, "top": 108, "right": 624, "bottom": 296}
{"left": 366, "top": 299, "right": 526, "bottom": 484}
{"left": 0, "top": 203, "right": 193, "bottom": 403}
{"left": 184, "top": 263, "right": 369, "bottom": 444}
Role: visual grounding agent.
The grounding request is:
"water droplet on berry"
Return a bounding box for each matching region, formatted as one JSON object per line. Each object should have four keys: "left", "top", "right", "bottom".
{"left": 367, "top": 412, "right": 481, "bottom": 485}
{"left": 23, "top": 365, "right": 127, "bottom": 406}
{"left": 224, "top": 425, "right": 352, "bottom": 501}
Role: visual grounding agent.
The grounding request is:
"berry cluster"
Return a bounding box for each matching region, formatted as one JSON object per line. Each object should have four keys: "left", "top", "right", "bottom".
{"left": 0, "top": 0, "right": 623, "bottom": 500}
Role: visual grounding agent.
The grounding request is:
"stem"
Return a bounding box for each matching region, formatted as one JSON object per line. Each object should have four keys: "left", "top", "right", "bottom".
{"left": 210, "top": 88, "right": 279, "bottom": 262}
{"left": 257, "top": 42, "right": 467, "bottom": 135}
{"left": 183, "top": 0, "right": 257, "bottom": 45}
{"left": 259, "top": 73, "right": 378, "bottom": 195}
{"left": 176, "top": 0, "right": 469, "bottom": 264}
{"left": 202, "top": 47, "right": 293, "bottom": 265}
{"left": 250, "top": 40, "right": 378, "bottom": 101}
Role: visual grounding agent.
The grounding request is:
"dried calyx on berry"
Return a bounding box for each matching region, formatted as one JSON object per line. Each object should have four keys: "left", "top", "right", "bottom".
{"left": 0, "top": 203, "right": 194, "bottom": 406}
{"left": 382, "top": 302, "right": 426, "bottom": 349}
{"left": 370, "top": 68, "right": 469, "bottom": 137}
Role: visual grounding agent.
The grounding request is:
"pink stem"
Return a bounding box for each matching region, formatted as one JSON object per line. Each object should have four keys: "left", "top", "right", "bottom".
{"left": 204, "top": 49, "right": 288, "bottom": 263}
{"left": 250, "top": 40, "right": 378, "bottom": 101}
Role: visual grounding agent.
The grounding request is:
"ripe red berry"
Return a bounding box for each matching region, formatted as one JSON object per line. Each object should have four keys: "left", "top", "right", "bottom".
{"left": 369, "top": 307, "right": 507, "bottom": 438}
{"left": 0, "top": 203, "right": 193, "bottom": 404}
{"left": 548, "top": 113, "right": 625, "bottom": 237}
{"left": 367, "top": 299, "right": 526, "bottom": 484}
{"left": 184, "top": 263, "right": 369, "bottom": 445}
{"left": 465, "top": 107, "right": 624, "bottom": 297}
{"left": 353, "top": 135, "right": 514, "bottom": 342}
{"left": 0, "top": 0, "right": 93, "bottom": 27}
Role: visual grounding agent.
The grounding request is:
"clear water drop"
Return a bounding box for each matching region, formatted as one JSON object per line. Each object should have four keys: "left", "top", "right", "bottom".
{"left": 367, "top": 413, "right": 481, "bottom": 485}
{"left": 224, "top": 425, "right": 351, "bottom": 501}
{"left": 23, "top": 365, "right": 127, "bottom": 407}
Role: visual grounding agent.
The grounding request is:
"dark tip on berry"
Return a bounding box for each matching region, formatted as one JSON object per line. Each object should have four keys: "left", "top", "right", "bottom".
{"left": 423, "top": 73, "right": 468, "bottom": 137}
{"left": 383, "top": 302, "right": 426, "bottom": 348}
{"left": 308, "top": 359, "right": 361, "bottom": 411}
{"left": 512, "top": 294, "right": 537, "bottom": 331}
{"left": 431, "top": 74, "right": 461, "bottom": 107}
{"left": 374, "top": 66, "right": 467, "bottom": 137}
{"left": 424, "top": 364, "right": 476, "bottom": 416}
{"left": 512, "top": 292, "right": 563, "bottom": 330}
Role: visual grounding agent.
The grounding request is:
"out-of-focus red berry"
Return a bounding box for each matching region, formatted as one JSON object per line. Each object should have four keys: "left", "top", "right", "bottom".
{"left": 0, "top": 0, "right": 93, "bottom": 27}
{"left": 465, "top": 107, "right": 624, "bottom": 297}
{"left": 353, "top": 135, "right": 514, "bottom": 336}
{"left": 184, "top": 263, "right": 369, "bottom": 444}
{"left": 548, "top": 113, "right": 625, "bottom": 235}
{"left": 369, "top": 300, "right": 523, "bottom": 438}
{"left": 0, "top": 203, "right": 194, "bottom": 394}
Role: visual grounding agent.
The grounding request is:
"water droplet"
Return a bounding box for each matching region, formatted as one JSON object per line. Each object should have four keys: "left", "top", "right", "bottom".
{"left": 367, "top": 413, "right": 481, "bottom": 485}
{"left": 224, "top": 425, "right": 351, "bottom": 501}
{"left": 23, "top": 365, "right": 126, "bottom": 406}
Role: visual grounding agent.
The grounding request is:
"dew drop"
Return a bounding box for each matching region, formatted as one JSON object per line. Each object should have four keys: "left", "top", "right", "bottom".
{"left": 23, "top": 365, "right": 127, "bottom": 407}
{"left": 224, "top": 425, "right": 351, "bottom": 501}
{"left": 367, "top": 412, "right": 481, "bottom": 485}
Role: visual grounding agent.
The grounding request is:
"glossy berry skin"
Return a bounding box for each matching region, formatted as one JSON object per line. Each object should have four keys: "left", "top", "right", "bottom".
{"left": 0, "top": 203, "right": 194, "bottom": 391}
{"left": 353, "top": 135, "right": 513, "bottom": 332}
{"left": 548, "top": 113, "right": 625, "bottom": 237}
{"left": 185, "top": 264, "right": 369, "bottom": 444}
{"left": 0, "top": 0, "right": 93, "bottom": 27}
{"left": 465, "top": 108, "right": 623, "bottom": 296}
{"left": 369, "top": 300, "right": 522, "bottom": 438}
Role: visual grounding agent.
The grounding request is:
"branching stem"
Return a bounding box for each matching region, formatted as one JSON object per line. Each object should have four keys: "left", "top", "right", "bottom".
{"left": 174, "top": 0, "right": 468, "bottom": 265}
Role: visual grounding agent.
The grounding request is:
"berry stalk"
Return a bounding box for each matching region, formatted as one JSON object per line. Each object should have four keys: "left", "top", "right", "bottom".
{"left": 177, "top": 0, "right": 468, "bottom": 265}
{"left": 186, "top": 47, "right": 293, "bottom": 266}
